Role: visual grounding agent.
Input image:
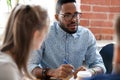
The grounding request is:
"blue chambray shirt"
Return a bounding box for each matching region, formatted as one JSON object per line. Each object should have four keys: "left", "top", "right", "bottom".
{"left": 28, "top": 22, "right": 106, "bottom": 73}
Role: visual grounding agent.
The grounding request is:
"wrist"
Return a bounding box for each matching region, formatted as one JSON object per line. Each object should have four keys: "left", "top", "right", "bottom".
{"left": 88, "top": 68, "right": 96, "bottom": 76}
{"left": 42, "top": 68, "right": 50, "bottom": 80}
{"left": 46, "top": 68, "right": 56, "bottom": 78}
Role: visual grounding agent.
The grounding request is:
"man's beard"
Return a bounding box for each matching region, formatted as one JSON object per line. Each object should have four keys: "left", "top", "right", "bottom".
{"left": 58, "top": 22, "right": 78, "bottom": 34}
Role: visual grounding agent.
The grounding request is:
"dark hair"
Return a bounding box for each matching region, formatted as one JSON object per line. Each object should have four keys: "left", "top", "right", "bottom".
{"left": 56, "top": 0, "right": 76, "bottom": 14}
{"left": 0, "top": 4, "right": 48, "bottom": 79}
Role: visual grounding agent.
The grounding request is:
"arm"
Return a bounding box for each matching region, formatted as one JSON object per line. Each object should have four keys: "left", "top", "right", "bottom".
{"left": 28, "top": 44, "right": 74, "bottom": 79}
{"left": 87, "top": 66, "right": 104, "bottom": 76}
{"left": 28, "top": 49, "right": 43, "bottom": 79}
{"left": 32, "top": 64, "right": 74, "bottom": 79}
{"left": 74, "top": 66, "right": 103, "bottom": 78}
{"left": 85, "top": 30, "right": 106, "bottom": 75}
{"left": 29, "top": 22, "right": 74, "bottom": 79}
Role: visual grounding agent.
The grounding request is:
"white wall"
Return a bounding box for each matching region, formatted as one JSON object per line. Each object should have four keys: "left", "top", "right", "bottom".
{"left": 0, "top": 0, "right": 55, "bottom": 43}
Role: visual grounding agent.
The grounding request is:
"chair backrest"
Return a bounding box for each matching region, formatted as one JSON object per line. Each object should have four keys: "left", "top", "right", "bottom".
{"left": 100, "top": 43, "right": 114, "bottom": 74}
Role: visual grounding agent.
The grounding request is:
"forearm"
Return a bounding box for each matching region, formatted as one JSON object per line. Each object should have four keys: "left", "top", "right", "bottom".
{"left": 32, "top": 67, "right": 55, "bottom": 79}
{"left": 32, "top": 67, "right": 42, "bottom": 79}
{"left": 88, "top": 67, "right": 104, "bottom": 76}
{"left": 32, "top": 64, "right": 74, "bottom": 79}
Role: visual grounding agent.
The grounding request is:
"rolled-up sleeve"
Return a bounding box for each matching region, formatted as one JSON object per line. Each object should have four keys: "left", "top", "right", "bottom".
{"left": 85, "top": 30, "right": 106, "bottom": 73}
{"left": 28, "top": 48, "right": 43, "bottom": 73}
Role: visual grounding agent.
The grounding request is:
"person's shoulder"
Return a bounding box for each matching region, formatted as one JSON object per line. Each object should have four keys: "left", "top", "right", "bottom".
{"left": 50, "top": 21, "right": 58, "bottom": 29}
{"left": 0, "top": 52, "right": 21, "bottom": 77}
{"left": 0, "top": 52, "right": 12, "bottom": 62}
{"left": 78, "top": 26, "right": 92, "bottom": 33}
{"left": 48, "top": 21, "right": 58, "bottom": 33}
{"left": 0, "top": 52, "right": 16, "bottom": 67}
{"left": 78, "top": 26, "right": 90, "bottom": 31}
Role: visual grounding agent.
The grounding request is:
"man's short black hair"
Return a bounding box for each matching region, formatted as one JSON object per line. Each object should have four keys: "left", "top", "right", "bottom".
{"left": 56, "top": 0, "right": 76, "bottom": 14}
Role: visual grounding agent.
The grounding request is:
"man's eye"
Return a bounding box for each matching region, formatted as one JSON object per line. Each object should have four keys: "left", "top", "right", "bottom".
{"left": 74, "top": 14, "right": 78, "bottom": 16}
{"left": 64, "top": 15, "right": 71, "bottom": 17}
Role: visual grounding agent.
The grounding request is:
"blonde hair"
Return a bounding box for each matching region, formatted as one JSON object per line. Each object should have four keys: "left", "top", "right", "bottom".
{"left": 0, "top": 4, "right": 49, "bottom": 79}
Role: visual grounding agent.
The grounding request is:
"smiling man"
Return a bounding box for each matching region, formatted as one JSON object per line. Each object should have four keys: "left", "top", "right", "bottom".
{"left": 28, "top": 0, "right": 106, "bottom": 80}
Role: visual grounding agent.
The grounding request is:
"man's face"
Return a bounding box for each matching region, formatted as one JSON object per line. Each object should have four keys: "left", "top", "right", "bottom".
{"left": 56, "top": 2, "right": 81, "bottom": 34}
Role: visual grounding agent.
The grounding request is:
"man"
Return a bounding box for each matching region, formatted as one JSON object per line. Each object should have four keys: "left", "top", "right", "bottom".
{"left": 28, "top": 0, "right": 106, "bottom": 79}
{"left": 83, "top": 14, "right": 120, "bottom": 80}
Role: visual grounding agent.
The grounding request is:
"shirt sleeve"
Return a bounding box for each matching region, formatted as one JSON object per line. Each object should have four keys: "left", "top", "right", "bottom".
{"left": 85, "top": 29, "right": 106, "bottom": 73}
{"left": 27, "top": 42, "right": 45, "bottom": 73}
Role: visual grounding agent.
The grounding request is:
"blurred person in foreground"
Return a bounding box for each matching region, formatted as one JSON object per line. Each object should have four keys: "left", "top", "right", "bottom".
{"left": 0, "top": 4, "right": 49, "bottom": 80}
{"left": 28, "top": 0, "right": 106, "bottom": 80}
{"left": 83, "top": 14, "right": 120, "bottom": 80}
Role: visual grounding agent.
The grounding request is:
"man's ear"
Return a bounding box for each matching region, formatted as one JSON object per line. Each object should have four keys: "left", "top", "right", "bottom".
{"left": 55, "top": 14, "right": 59, "bottom": 21}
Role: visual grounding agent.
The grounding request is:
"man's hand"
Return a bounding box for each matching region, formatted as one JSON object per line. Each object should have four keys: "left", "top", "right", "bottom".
{"left": 47, "top": 64, "right": 74, "bottom": 79}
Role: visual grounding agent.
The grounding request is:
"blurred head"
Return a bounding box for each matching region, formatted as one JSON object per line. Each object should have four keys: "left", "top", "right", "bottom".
{"left": 112, "top": 14, "right": 120, "bottom": 74}
{"left": 115, "top": 14, "right": 120, "bottom": 45}
{"left": 55, "top": 0, "right": 81, "bottom": 34}
{"left": 0, "top": 4, "right": 49, "bottom": 78}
